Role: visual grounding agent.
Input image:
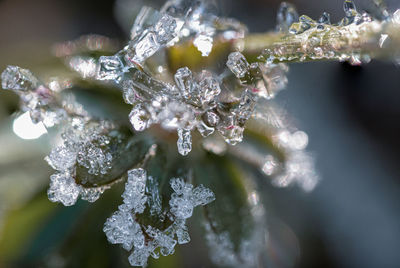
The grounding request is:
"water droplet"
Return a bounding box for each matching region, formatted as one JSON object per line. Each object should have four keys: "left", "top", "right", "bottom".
{"left": 317, "top": 12, "right": 331, "bottom": 29}
{"left": 343, "top": 0, "right": 357, "bottom": 17}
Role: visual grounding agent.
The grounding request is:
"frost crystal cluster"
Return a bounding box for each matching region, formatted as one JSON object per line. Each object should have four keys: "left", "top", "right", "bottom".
{"left": 1, "top": 65, "right": 67, "bottom": 128}
{"left": 104, "top": 168, "right": 215, "bottom": 267}
{"left": 94, "top": 0, "right": 286, "bottom": 155}
{"left": 46, "top": 119, "right": 116, "bottom": 205}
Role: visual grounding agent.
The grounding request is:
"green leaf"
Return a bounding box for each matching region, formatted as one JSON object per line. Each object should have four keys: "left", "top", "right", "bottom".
{"left": 135, "top": 143, "right": 189, "bottom": 231}
{"left": 0, "top": 190, "right": 57, "bottom": 263}
{"left": 49, "top": 182, "right": 128, "bottom": 268}
{"left": 193, "top": 155, "right": 259, "bottom": 253}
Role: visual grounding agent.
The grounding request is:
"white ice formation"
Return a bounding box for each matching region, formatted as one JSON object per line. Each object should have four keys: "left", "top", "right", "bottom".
{"left": 104, "top": 168, "right": 215, "bottom": 267}
{"left": 45, "top": 118, "right": 117, "bottom": 206}
{"left": 94, "top": 0, "right": 287, "bottom": 155}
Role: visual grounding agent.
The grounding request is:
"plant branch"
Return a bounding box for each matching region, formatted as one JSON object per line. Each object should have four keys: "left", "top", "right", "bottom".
{"left": 240, "top": 20, "right": 400, "bottom": 64}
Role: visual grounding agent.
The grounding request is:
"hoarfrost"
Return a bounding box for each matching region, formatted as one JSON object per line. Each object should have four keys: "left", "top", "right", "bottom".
{"left": 104, "top": 168, "right": 215, "bottom": 267}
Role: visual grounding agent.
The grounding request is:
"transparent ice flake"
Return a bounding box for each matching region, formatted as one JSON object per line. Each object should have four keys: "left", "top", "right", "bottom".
{"left": 216, "top": 114, "right": 244, "bottom": 146}
{"left": 174, "top": 67, "right": 195, "bottom": 98}
{"left": 170, "top": 177, "right": 189, "bottom": 195}
{"left": 1, "top": 65, "right": 40, "bottom": 92}
{"left": 177, "top": 128, "right": 192, "bottom": 156}
{"left": 131, "top": 6, "right": 161, "bottom": 39}
{"left": 261, "top": 155, "right": 279, "bottom": 176}
{"left": 45, "top": 145, "right": 77, "bottom": 172}
{"left": 122, "top": 80, "right": 141, "bottom": 105}
{"left": 198, "top": 71, "right": 221, "bottom": 103}
{"left": 129, "top": 246, "right": 151, "bottom": 267}
{"left": 176, "top": 223, "right": 190, "bottom": 244}
{"left": 289, "top": 15, "right": 316, "bottom": 34}
{"left": 129, "top": 103, "right": 152, "bottom": 131}
{"left": 159, "top": 101, "right": 195, "bottom": 130}
{"left": 192, "top": 184, "right": 215, "bottom": 206}
{"left": 161, "top": 0, "right": 194, "bottom": 18}
{"left": 170, "top": 194, "right": 194, "bottom": 219}
{"left": 205, "top": 111, "right": 220, "bottom": 126}
{"left": 77, "top": 142, "right": 113, "bottom": 176}
{"left": 343, "top": 0, "right": 357, "bottom": 18}
{"left": 103, "top": 170, "right": 215, "bottom": 266}
{"left": 97, "top": 55, "right": 125, "bottom": 81}
{"left": 197, "top": 121, "right": 215, "bottom": 137}
{"left": 154, "top": 14, "right": 178, "bottom": 44}
{"left": 103, "top": 210, "right": 144, "bottom": 251}
{"left": 236, "top": 89, "right": 256, "bottom": 124}
{"left": 318, "top": 12, "right": 331, "bottom": 25}
{"left": 341, "top": 0, "right": 360, "bottom": 25}
{"left": 122, "top": 168, "right": 148, "bottom": 213}
{"left": 80, "top": 187, "right": 104, "bottom": 203}
{"left": 226, "top": 52, "right": 249, "bottom": 78}
{"left": 41, "top": 109, "right": 67, "bottom": 128}
{"left": 68, "top": 56, "right": 98, "bottom": 79}
{"left": 129, "top": 31, "right": 160, "bottom": 63}
{"left": 47, "top": 172, "right": 80, "bottom": 206}
{"left": 146, "top": 176, "right": 163, "bottom": 216}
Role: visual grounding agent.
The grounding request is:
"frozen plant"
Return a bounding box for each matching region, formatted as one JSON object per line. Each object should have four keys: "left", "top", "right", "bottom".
{"left": 1, "top": 0, "right": 400, "bottom": 266}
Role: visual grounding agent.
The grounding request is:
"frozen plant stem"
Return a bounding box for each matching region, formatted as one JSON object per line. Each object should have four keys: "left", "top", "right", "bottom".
{"left": 241, "top": 21, "right": 400, "bottom": 63}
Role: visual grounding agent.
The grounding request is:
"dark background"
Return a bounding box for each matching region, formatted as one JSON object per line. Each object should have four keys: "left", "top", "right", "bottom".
{"left": 0, "top": 0, "right": 400, "bottom": 267}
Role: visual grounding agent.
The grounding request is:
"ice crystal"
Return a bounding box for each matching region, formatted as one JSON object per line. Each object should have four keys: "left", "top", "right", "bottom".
{"left": 226, "top": 52, "right": 250, "bottom": 78}
{"left": 177, "top": 128, "right": 192, "bottom": 156}
{"left": 1, "top": 65, "right": 40, "bottom": 92}
{"left": 1, "top": 65, "right": 67, "bottom": 128}
{"left": 45, "top": 145, "right": 77, "bottom": 172}
{"left": 118, "top": 61, "right": 268, "bottom": 152}
{"left": 47, "top": 172, "right": 81, "bottom": 206}
{"left": 97, "top": 55, "right": 125, "bottom": 81}
{"left": 82, "top": 1, "right": 287, "bottom": 155}
{"left": 125, "top": 10, "right": 181, "bottom": 65}
{"left": 103, "top": 210, "right": 144, "bottom": 251}
{"left": 77, "top": 142, "right": 113, "bottom": 175}
{"left": 104, "top": 168, "right": 215, "bottom": 267}
{"left": 45, "top": 119, "right": 117, "bottom": 205}
{"left": 276, "top": 2, "right": 299, "bottom": 32}
{"left": 121, "top": 168, "right": 148, "bottom": 213}
{"left": 168, "top": 177, "right": 216, "bottom": 219}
